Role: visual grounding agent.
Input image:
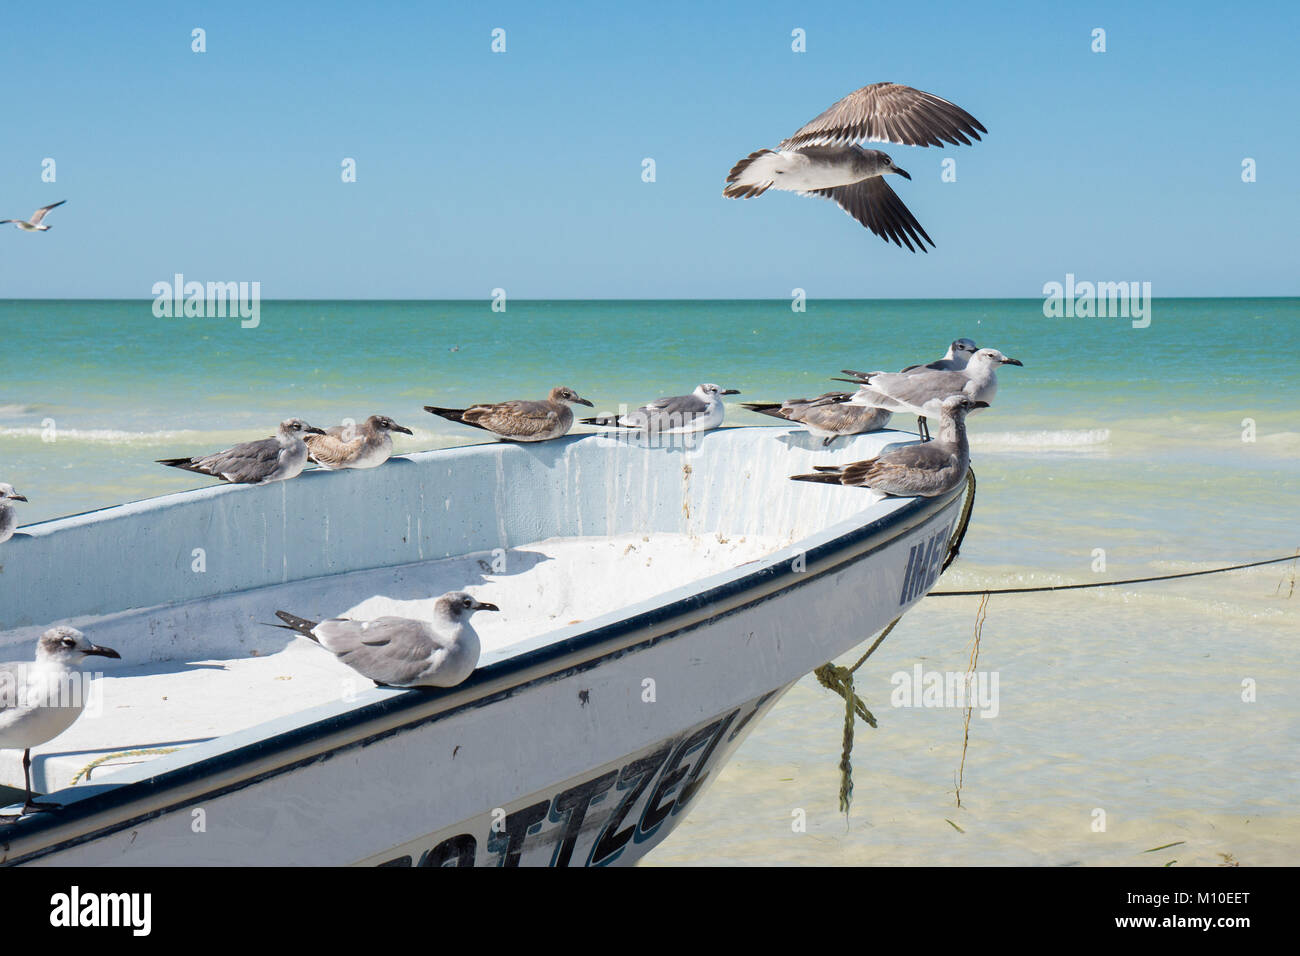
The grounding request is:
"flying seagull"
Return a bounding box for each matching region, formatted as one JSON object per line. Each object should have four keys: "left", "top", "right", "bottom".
{"left": 306, "top": 415, "right": 413, "bottom": 470}
{"left": 1, "top": 200, "right": 66, "bottom": 232}
{"left": 791, "top": 395, "right": 986, "bottom": 497}
{"left": 157, "top": 418, "right": 325, "bottom": 484}
{"left": 425, "top": 387, "right": 593, "bottom": 442}
{"left": 1, "top": 627, "right": 120, "bottom": 818}
{"left": 0, "top": 483, "right": 28, "bottom": 544}
{"left": 832, "top": 347, "right": 1021, "bottom": 440}
{"left": 742, "top": 392, "right": 891, "bottom": 446}
{"left": 723, "top": 83, "right": 986, "bottom": 251}
{"left": 273, "top": 591, "right": 498, "bottom": 688}
{"left": 583, "top": 383, "right": 740, "bottom": 435}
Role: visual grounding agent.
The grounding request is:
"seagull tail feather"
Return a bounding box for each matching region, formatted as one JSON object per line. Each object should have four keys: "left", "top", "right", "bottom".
{"left": 723, "top": 149, "right": 777, "bottom": 198}
{"left": 740, "top": 402, "right": 788, "bottom": 419}
{"left": 789, "top": 471, "right": 845, "bottom": 485}
{"left": 273, "top": 611, "right": 321, "bottom": 641}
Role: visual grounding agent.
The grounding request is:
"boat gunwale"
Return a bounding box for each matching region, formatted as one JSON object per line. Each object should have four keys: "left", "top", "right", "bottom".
{"left": 2, "top": 456, "right": 966, "bottom": 864}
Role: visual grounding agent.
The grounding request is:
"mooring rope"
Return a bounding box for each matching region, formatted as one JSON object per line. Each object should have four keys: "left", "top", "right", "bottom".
{"left": 812, "top": 468, "right": 977, "bottom": 816}
{"left": 929, "top": 551, "right": 1300, "bottom": 596}
{"left": 69, "top": 747, "right": 181, "bottom": 785}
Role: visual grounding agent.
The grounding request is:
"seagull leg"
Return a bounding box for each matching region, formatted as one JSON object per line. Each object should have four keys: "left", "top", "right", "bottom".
{"left": 822, "top": 435, "right": 836, "bottom": 447}
{"left": 917, "top": 416, "right": 931, "bottom": 442}
{"left": 20, "top": 749, "right": 61, "bottom": 814}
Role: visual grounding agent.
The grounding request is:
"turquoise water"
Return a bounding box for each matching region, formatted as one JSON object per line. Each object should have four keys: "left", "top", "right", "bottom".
{"left": 3, "top": 298, "right": 1298, "bottom": 865}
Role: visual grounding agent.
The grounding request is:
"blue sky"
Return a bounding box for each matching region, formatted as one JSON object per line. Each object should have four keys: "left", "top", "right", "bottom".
{"left": 1, "top": 0, "right": 1296, "bottom": 298}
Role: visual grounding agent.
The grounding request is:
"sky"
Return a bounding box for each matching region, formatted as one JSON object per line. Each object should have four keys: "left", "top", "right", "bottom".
{"left": 1, "top": 0, "right": 1297, "bottom": 299}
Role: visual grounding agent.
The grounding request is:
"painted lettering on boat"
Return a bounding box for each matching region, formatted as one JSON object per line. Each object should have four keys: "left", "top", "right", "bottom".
{"left": 376, "top": 691, "right": 776, "bottom": 867}
{"left": 897, "top": 521, "right": 955, "bottom": 606}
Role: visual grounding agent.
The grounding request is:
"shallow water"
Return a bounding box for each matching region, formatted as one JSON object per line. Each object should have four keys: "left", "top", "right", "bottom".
{"left": 2, "top": 297, "right": 1297, "bottom": 865}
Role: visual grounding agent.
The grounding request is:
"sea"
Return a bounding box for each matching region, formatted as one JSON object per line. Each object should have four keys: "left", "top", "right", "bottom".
{"left": 2, "top": 297, "right": 1297, "bottom": 865}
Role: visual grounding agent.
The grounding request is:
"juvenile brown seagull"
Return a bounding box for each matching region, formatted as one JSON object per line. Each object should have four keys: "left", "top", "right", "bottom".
{"left": 1, "top": 200, "right": 66, "bottom": 232}
{"left": 424, "top": 386, "right": 593, "bottom": 442}
{"left": 306, "top": 414, "right": 413, "bottom": 470}
{"left": 724, "top": 83, "right": 986, "bottom": 251}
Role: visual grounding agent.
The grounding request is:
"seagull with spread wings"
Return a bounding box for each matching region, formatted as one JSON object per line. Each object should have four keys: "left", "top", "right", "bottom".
{"left": 723, "top": 83, "right": 986, "bottom": 251}
{"left": 1, "top": 200, "right": 66, "bottom": 233}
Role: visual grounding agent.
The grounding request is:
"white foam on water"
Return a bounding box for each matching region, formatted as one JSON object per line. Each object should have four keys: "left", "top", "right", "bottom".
{"left": 971, "top": 428, "right": 1111, "bottom": 452}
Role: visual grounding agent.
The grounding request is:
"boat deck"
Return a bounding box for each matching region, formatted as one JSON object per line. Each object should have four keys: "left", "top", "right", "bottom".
{"left": 3, "top": 531, "right": 787, "bottom": 795}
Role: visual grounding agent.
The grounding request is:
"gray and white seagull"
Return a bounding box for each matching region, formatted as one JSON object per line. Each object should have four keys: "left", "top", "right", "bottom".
{"left": 157, "top": 418, "right": 326, "bottom": 484}
{"left": 583, "top": 383, "right": 740, "bottom": 435}
{"left": 273, "top": 591, "right": 498, "bottom": 688}
{"left": 0, "top": 483, "right": 28, "bottom": 544}
{"left": 723, "top": 83, "right": 986, "bottom": 251}
{"left": 1, "top": 626, "right": 120, "bottom": 818}
{"left": 791, "top": 395, "right": 986, "bottom": 498}
{"left": 1, "top": 200, "right": 66, "bottom": 233}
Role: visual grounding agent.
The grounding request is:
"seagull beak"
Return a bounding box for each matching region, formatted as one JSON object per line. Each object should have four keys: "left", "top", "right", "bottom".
{"left": 894, "top": 167, "right": 912, "bottom": 180}
{"left": 973, "top": 401, "right": 991, "bottom": 409}
{"left": 574, "top": 397, "right": 595, "bottom": 408}
{"left": 1002, "top": 357, "right": 1024, "bottom": 367}
{"left": 392, "top": 424, "right": 414, "bottom": 435}
{"left": 474, "top": 601, "right": 500, "bottom": 612}
{"left": 305, "top": 426, "right": 327, "bottom": 435}
{"left": 83, "top": 644, "right": 121, "bottom": 659}
{"left": 8, "top": 494, "right": 27, "bottom": 502}
{"left": 721, "top": 389, "right": 741, "bottom": 395}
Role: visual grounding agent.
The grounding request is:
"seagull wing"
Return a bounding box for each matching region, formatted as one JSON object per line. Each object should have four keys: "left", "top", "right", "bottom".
{"left": 306, "top": 431, "right": 363, "bottom": 467}
{"left": 636, "top": 393, "right": 711, "bottom": 428}
{"left": 807, "top": 178, "right": 934, "bottom": 252}
{"left": 463, "top": 399, "right": 565, "bottom": 438}
{"left": 312, "top": 617, "right": 439, "bottom": 687}
{"left": 780, "top": 82, "right": 986, "bottom": 150}
{"left": 29, "top": 200, "right": 66, "bottom": 224}
{"left": 191, "top": 436, "right": 283, "bottom": 483}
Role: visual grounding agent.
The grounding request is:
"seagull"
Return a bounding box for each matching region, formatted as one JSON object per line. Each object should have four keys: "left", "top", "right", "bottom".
{"left": 901, "top": 337, "right": 980, "bottom": 373}
{"left": 0, "top": 483, "right": 28, "bottom": 544}
{"left": 273, "top": 591, "right": 498, "bottom": 688}
{"left": 742, "top": 393, "right": 891, "bottom": 446}
{"left": 306, "top": 415, "right": 413, "bottom": 470}
{"left": 157, "top": 418, "right": 326, "bottom": 484}
{"left": 424, "top": 387, "right": 593, "bottom": 442}
{"left": 723, "top": 83, "right": 986, "bottom": 251}
{"left": 582, "top": 384, "right": 740, "bottom": 435}
{"left": 0, "top": 626, "right": 120, "bottom": 818}
{"left": 1, "top": 200, "right": 66, "bottom": 233}
{"left": 833, "top": 347, "right": 1022, "bottom": 440}
{"left": 791, "top": 396, "right": 987, "bottom": 497}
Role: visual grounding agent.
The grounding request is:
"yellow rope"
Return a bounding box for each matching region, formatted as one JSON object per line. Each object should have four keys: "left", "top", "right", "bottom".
{"left": 69, "top": 747, "right": 181, "bottom": 785}
{"left": 955, "top": 592, "right": 989, "bottom": 808}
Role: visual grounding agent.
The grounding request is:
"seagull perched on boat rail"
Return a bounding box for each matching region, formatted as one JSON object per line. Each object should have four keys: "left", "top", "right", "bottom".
{"left": 425, "top": 387, "right": 593, "bottom": 442}
{"left": 583, "top": 384, "right": 740, "bottom": 435}
{"left": 0, "top": 483, "right": 28, "bottom": 544}
{"left": 157, "top": 418, "right": 325, "bottom": 484}
{"left": 723, "top": 83, "right": 986, "bottom": 251}
{"left": 306, "top": 415, "right": 413, "bottom": 470}
{"left": 831, "top": 347, "right": 1022, "bottom": 441}
{"left": 742, "top": 393, "right": 891, "bottom": 447}
{"left": 273, "top": 592, "right": 497, "bottom": 688}
{"left": 1, "top": 200, "right": 66, "bottom": 232}
{"left": 791, "top": 395, "right": 985, "bottom": 497}
{"left": 1, "top": 627, "right": 120, "bottom": 819}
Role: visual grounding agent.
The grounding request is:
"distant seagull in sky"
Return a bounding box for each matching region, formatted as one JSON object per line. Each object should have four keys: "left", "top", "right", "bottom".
{"left": 157, "top": 418, "right": 325, "bottom": 484}
{"left": 583, "top": 383, "right": 740, "bottom": 435}
{"left": 1, "top": 200, "right": 66, "bottom": 232}
{"left": 791, "top": 395, "right": 986, "bottom": 497}
{"left": 0, "top": 483, "right": 28, "bottom": 544}
{"left": 723, "top": 83, "right": 986, "bottom": 251}
{"left": 306, "top": 414, "right": 413, "bottom": 470}
{"left": 1, "top": 626, "right": 120, "bottom": 818}
{"left": 273, "top": 591, "right": 498, "bottom": 688}
{"left": 742, "top": 393, "right": 891, "bottom": 446}
{"left": 425, "top": 387, "right": 593, "bottom": 442}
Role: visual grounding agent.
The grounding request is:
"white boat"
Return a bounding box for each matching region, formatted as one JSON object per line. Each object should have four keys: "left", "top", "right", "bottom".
{"left": 0, "top": 426, "right": 969, "bottom": 866}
